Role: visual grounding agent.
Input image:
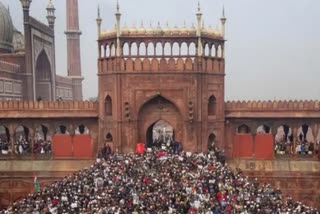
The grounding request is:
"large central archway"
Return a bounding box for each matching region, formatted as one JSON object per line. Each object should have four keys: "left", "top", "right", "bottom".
{"left": 35, "top": 50, "right": 53, "bottom": 101}
{"left": 138, "top": 95, "right": 184, "bottom": 146}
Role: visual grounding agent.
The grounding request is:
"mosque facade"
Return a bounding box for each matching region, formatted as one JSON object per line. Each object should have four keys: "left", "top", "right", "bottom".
{"left": 0, "top": 0, "right": 83, "bottom": 101}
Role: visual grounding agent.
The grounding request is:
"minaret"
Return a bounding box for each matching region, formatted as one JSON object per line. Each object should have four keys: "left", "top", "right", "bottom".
{"left": 220, "top": 6, "right": 227, "bottom": 38}
{"left": 196, "top": 1, "right": 203, "bottom": 56}
{"left": 115, "top": 0, "right": 121, "bottom": 57}
{"left": 96, "top": 5, "right": 102, "bottom": 37}
{"left": 65, "top": 0, "right": 83, "bottom": 100}
{"left": 20, "top": 0, "right": 33, "bottom": 100}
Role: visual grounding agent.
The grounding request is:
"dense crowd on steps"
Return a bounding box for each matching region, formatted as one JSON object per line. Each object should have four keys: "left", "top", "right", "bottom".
{"left": 1, "top": 143, "right": 318, "bottom": 214}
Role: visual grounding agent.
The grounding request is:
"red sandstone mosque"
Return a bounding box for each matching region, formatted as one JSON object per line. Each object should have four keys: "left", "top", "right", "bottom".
{"left": 0, "top": 0, "right": 83, "bottom": 101}
{"left": 0, "top": 0, "right": 320, "bottom": 209}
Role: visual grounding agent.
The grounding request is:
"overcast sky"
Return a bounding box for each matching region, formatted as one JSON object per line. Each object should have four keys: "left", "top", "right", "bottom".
{"left": 3, "top": 0, "right": 320, "bottom": 100}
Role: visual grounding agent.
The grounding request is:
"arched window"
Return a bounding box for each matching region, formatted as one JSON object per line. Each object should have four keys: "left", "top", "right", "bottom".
{"left": 211, "top": 44, "right": 216, "bottom": 57}
{"left": 275, "top": 125, "right": 292, "bottom": 155}
{"left": 123, "top": 43, "right": 129, "bottom": 56}
{"left": 105, "top": 44, "right": 110, "bottom": 57}
{"left": 131, "top": 42, "right": 138, "bottom": 56}
{"left": 14, "top": 125, "right": 31, "bottom": 155}
{"left": 34, "top": 125, "right": 51, "bottom": 154}
{"left": 155, "top": 42, "right": 163, "bottom": 56}
{"left": 208, "top": 133, "right": 216, "bottom": 150}
{"left": 147, "top": 42, "right": 154, "bottom": 56}
{"left": 189, "top": 43, "right": 196, "bottom": 55}
{"left": 56, "top": 125, "right": 69, "bottom": 134}
{"left": 75, "top": 125, "right": 89, "bottom": 135}
{"left": 217, "top": 45, "right": 222, "bottom": 58}
{"left": 139, "top": 43, "right": 146, "bottom": 56}
{"left": 106, "top": 133, "right": 113, "bottom": 142}
{"left": 256, "top": 125, "right": 271, "bottom": 134}
{"left": 164, "top": 42, "right": 171, "bottom": 56}
{"left": 105, "top": 96, "right": 112, "bottom": 116}
{"left": 181, "top": 42, "right": 188, "bottom": 56}
{"left": 208, "top": 95, "right": 217, "bottom": 116}
{"left": 110, "top": 44, "right": 116, "bottom": 56}
{"left": 172, "top": 42, "right": 179, "bottom": 56}
{"left": 204, "top": 44, "right": 209, "bottom": 56}
{"left": 237, "top": 124, "right": 250, "bottom": 134}
{"left": 0, "top": 126, "right": 10, "bottom": 155}
{"left": 296, "top": 124, "right": 314, "bottom": 155}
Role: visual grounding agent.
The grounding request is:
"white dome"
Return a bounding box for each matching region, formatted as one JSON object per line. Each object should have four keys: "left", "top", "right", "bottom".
{"left": 0, "top": 2, "right": 14, "bottom": 53}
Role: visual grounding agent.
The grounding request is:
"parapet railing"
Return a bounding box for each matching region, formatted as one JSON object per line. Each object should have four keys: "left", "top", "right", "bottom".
{"left": 225, "top": 100, "right": 320, "bottom": 111}
{"left": 0, "top": 101, "right": 98, "bottom": 111}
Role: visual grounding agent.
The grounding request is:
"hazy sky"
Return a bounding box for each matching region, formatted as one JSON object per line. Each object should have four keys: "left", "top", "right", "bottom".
{"left": 2, "top": 0, "right": 320, "bottom": 100}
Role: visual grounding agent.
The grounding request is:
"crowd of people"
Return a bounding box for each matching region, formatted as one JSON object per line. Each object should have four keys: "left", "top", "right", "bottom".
{"left": 33, "top": 133, "right": 52, "bottom": 154}
{"left": 14, "top": 135, "right": 31, "bottom": 155}
{"left": 0, "top": 134, "right": 52, "bottom": 156}
{"left": 1, "top": 143, "right": 318, "bottom": 214}
{"left": 0, "top": 139, "right": 9, "bottom": 155}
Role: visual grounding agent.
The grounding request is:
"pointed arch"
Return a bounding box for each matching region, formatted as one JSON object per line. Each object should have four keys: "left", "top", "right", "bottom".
{"left": 164, "top": 42, "right": 171, "bottom": 56}
{"left": 122, "top": 42, "right": 129, "bottom": 56}
{"left": 256, "top": 125, "right": 271, "bottom": 134}
{"left": 106, "top": 132, "right": 113, "bottom": 142}
{"left": 275, "top": 124, "right": 292, "bottom": 155}
{"left": 56, "top": 125, "right": 69, "bottom": 134}
{"left": 172, "top": 42, "right": 179, "bottom": 56}
{"left": 105, "top": 44, "right": 110, "bottom": 57}
{"left": 237, "top": 124, "right": 250, "bottom": 134}
{"left": 147, "top": 42, "right": 154, "bottom": 56}
{"left": 208, "top": 95, "right": 217, "bottom": 116}
{"left": 208, "top": 133, "right": 216, "bottom": 150}
{"left": 110, "top": 43, "right": 116, "bottom": 56}
{"left": 204, "top": 43, "right": 209, "bottom": 56}
{"left": 211, "top": 44, "right": 216, "bottom": 57}
{"left": 35, "top": 50, "right": 53, "bottom": 101}
{"left": 0, "top": 125, "right": 9, "bottom": 142}
{"left": 131, "top": 42, "right": 138, "bottom": 56}
{"left": 138, "top": 95, "right": 184, "bottom": 145}
{"left": 139, "top": 43, "right": 146, "bottom": 55}
{"left": 181, "top": 42, "right": 188, "bottom": 56}
{"left": 217, "top": 45, "right": 222, "bottom": 58}
{"left": 155, "top": 42, "right": 163, "bottom": 56}
{"left": 105, "top": 95, "right": 112, "bottom": 116}
{"left": 75, "top": 125, "right": 90, "bottom": 135}
{"left": 189, "top": 42, "right": 196, "bottom": 55}
{"left": 14, "top": 125, "right": 31, "bottom": 154}
{"left": 296, "top": 124, "right": 314, "bottom": 155}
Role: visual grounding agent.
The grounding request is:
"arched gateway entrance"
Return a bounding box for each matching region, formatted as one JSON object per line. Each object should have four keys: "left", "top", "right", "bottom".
{"left": 138, "top": 95, "right": 184, "bottom": 147}
{"left": 146, "top": 120, "right": 174, "bottom": 148}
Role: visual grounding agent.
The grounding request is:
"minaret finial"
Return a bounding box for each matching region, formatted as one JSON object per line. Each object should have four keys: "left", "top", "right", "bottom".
{"left": 222, "top": 5, "right": 225, "bottom": 18}
{"left": 97, "top": 5, "right": 101, "bottom": 18}
{"left": 197, "top": 1, "right": 201, "bottom": 12}
{"left": 220, "top": 6, "right": 227, "bottom": 37}
{"left": 116, "top": 0, "right": 120, "bottom": 13}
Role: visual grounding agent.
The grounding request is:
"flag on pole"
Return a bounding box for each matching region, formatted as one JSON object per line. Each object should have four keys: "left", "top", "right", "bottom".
{"left": 34, "top": 176, "right": 40, "bottom": 192}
